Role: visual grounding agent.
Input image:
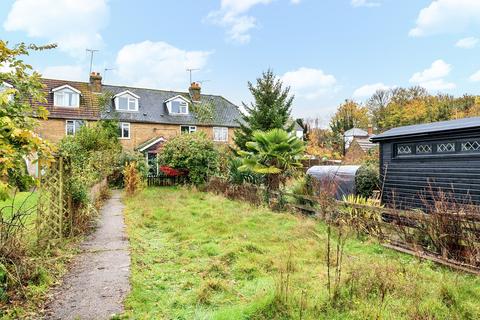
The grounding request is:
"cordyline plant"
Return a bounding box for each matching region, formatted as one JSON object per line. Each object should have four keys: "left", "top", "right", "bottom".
{"left": 0, "top": 41, "right": 56, "bottom": 200}
{"left": 238, "top": 128, "right": 305, "bottom": 191}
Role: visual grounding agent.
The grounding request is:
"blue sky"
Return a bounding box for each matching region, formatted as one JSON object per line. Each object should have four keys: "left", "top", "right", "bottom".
{"left": 1, "top": 0, "right": 480, "bottom": 126}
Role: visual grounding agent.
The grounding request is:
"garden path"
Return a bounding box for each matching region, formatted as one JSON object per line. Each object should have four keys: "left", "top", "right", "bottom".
{"left": 43, "top": 190, "right": 130, "bottom": 320}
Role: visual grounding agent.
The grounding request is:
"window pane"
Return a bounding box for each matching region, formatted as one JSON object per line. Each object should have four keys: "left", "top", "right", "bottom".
{"left": 416, "top": 144, "right": 432, "bottom": 154}
{"left": 397, "top": 145, "right": 411, "bottom": 155}
{"left": 180, "top": 105, "right": 187, "bottom": 113}
{"left": 56, "top": 92, "right": 65, "bottom": 106}
{"left": 437, "top": 142, "right": 455, "bottom": 153}
{"left": 118, "top": 97, "right": 128, "bottom": 110}
{"left": 128, "top": 98, "right": 136, "bottom": 110}
{"left": 123, "top": 127, "right": 129, "bottom": 138}
{"left": 74, "top": 120, "right": 84, "bottom": 132}
{"left": 181, "top": 126, "right": 189, "bottom": 134}
{"left": 66, "top": 121, "right": 74, "bottom": 135}
{"left": 171, "top": 101, "right": 180, "bottom": 113}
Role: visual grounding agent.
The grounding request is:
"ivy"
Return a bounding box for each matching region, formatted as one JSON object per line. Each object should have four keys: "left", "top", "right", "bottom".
{"left": 192, "top": 101, "right": 215, "bottom": 124}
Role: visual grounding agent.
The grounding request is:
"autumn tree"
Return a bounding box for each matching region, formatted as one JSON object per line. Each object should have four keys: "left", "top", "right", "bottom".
{"left": 0, "top": 41, "right": 55, "bottom": 199}
{"left": 234, "top": 69, "right": 294, "bottom": 150}
{"left": 330, "top": 100, "right": 369, "bottom": 135}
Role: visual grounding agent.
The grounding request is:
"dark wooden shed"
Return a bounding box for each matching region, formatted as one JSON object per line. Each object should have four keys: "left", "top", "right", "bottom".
{"left": 370, "top": 117, "right": 480, "bottom": 210}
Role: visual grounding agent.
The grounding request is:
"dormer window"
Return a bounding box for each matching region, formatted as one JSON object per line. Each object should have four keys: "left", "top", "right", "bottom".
{"left": 52, "top": 85, "right": 81, "bottom": 108}
{"left": 114, "top": 90, "right": 139, "bottom": 112}
{"left": 165, "top": 95, "right": 190, "bottom": 115}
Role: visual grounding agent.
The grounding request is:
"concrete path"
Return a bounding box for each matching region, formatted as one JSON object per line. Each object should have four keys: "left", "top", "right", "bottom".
{"left": 44, "top": 190, "right": 131, "bottom": 320}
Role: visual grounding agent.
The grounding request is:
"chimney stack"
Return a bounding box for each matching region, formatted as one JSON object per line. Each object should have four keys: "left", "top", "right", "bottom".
{"left": 189, "top": 82, "right": 201, "bottom": 102}
{"left": 89, "top": 72, "right": 102, "bottom": 92}
{"left": 367, "top": 124, "right": 373, "bottom": 136}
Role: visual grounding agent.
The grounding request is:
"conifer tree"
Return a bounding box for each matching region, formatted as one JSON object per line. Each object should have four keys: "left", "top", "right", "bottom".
{"left": 234, "top": 69, "right": 294, "bottom": 150}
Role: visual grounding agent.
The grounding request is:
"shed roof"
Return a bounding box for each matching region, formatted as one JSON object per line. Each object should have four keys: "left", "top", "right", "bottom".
{"left": 355, "top": 138, "right": 377, "bottom": 152}
{"left": 371, "top": 116, "right": 480, "bottom": 142}
{"left": 344, "top": 128, "right": 368, "bottom": 137}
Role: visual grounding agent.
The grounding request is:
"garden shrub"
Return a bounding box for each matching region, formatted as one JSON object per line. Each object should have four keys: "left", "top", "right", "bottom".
{"left": 289, "top": 174, "right": 316, "bottom": 208}
{"left": 355, "top": 164, "right": 379, "bottom": 198}
{"left": 124, "top": 162, "right": 141, "bottom": 196}
{"left": 109, "top": 151, "right": 148, "bottom": 188}
{"left": 227, "top": 156, "right": 263, "bottom": 185}
{"left": 58, "top": 121, "right": 121, "bottom": 205}
{"left": 158, "top": 132, "right": 219, "bottom": 185}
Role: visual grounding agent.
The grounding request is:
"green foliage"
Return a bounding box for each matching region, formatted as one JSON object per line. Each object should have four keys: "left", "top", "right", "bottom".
{"left": 367, "top": 86, "right": 480, "bottom": 131}
{"left": 289, "top": 174, "right": 316, "bottom": 207}
{"left": 110, "top": 151, "right": 148, "bottom": 188}
{"left": 158, "top": 132, "right": 220, "bottom": 185}
{"left": 0, "top": 41, "right": 56, "bottom": 200}
{"left": 234, "top": 69, "right": 295, "bottom": 151}
{"left": 58, "top": 122, "right": 121, "bottom": 204}
{"left": 329, "top": 100, "right": 369, "bottom": 136}
{"left": 192, "top": 101, "right": 215, "bottom": 123}
{"left": 123, "top": 187, "right": 480, "bottom": 319}
{"left": 355, "top": 164, "right": 380, "bottom": 198}
{"left": 239, "top": 129, "right": 304, "bottom": 190}
{"left": 226, "top": 156, "right": 263, "bottom": 185}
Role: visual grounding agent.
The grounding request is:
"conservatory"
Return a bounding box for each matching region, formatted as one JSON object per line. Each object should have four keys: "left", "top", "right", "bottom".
{"left": 371, "top": 117, "right": 480, "bottom": 210}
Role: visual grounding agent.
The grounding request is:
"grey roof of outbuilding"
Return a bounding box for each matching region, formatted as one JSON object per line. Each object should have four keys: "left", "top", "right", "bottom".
{"left": 355, "top": 138, "right": 377, "bottom": 152}
{"left": 371, "top": 116, "right": 480, "bottom": 142}
{"left": 100, "top": 84, "right": 242, "bottom": 127}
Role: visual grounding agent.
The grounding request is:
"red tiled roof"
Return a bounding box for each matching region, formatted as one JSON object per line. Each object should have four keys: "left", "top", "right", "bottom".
{"left": 32, "top": 78, "right": 100, "bottom": 120}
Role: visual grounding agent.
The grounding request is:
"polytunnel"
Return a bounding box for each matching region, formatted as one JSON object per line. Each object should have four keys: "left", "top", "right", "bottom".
{"left": 306, "top": 165, "right": 360, "bottom": 200}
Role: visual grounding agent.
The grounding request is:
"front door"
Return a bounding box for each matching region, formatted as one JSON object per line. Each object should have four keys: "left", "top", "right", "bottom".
{"left": 147, "top": 152, "right": 158, "bottom": 176}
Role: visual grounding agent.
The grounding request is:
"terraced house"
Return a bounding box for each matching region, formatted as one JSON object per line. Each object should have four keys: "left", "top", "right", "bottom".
{"left": 34, "top": 72, "right": 243, "bottom": 159}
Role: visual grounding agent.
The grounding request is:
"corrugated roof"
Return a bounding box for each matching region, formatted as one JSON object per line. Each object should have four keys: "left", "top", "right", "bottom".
{"left": 355, "top": 138, "right": 377, "bottom": 152}
{"left": 371, "top": 117, "right": 480, "bottom": 142}
{"left": 344, "top": 128, "right": 368, "bottom": 137}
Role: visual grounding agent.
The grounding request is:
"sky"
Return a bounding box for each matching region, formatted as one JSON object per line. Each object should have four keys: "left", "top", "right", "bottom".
{"left": 1, "top": 0, "right": 480, "bottom": 126}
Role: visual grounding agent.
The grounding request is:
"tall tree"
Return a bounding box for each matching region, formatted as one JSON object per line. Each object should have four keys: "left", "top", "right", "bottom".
{"left": 0, "top": 41, "right": 55, "bottom": 200}
{"left": 234, "top": 69, "right": 294, "bottom": 150}
{"left": 329, "top": 100, "right": 369, "bottom": 136}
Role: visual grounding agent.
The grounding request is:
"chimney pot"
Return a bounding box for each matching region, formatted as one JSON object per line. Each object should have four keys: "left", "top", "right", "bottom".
{"left": 367, "top": 125, "right": 373, "bottom": 136}
{"left": 89, "top": 71, "right": 102, "bottom": 92}
{"left": 189, "top": 82, "right": 201, "bottom": 101}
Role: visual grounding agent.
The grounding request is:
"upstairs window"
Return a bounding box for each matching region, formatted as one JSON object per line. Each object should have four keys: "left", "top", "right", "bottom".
{"left": 53, "top": 85, "right": 80, "bottom": 108}
{"left": 181, "top": 125, "right": 196, "bottom": 134}
{"left": 166, "top": 95, "right": 190, "bottom": 115}
{"left": 114, "top": 91, "right": 139, "bottom": 112}
{"left": 118, "top": 122, "right": 130, "bottom": 139}
{"left": 65, "top": 120, "right": 84, "bottom": 135}
{"left": 171, "top": 100, "right": 188, "bottom": 114}
{"left": 213, "top": 127, "right": 228, "bottom": 142}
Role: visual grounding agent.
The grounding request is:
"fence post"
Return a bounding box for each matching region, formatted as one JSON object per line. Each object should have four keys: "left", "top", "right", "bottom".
{"left": 58, "top": 156, "right": 64, "bottom": 241}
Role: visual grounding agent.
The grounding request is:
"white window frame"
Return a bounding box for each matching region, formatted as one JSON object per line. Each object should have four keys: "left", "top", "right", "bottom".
{"left": 114, "top": 90, "right": 139, "bottom": 112}
{"left": 65, "top": 120, "right": 84, "bottom": 136}
{"left": 213, "top": 127, "right": 228, "bottom": 142}
{"left": 52, "top": 85, "right": 81, "bottom": 108}
{"left": 166, "top": 95, "right": 190, "bottom": 115}
{"left": 119, "top": 122, "right": 131, "bottom": 139}
{"left": 180, "top": 125, "right": 196, "bottom": 134}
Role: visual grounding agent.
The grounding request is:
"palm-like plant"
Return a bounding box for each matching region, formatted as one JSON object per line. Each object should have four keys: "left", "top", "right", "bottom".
{"left": 238, "top": 129, "right": 305, "bottom": 190}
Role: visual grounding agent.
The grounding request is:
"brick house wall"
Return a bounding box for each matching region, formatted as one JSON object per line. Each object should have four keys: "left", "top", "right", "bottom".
{"left": 36, "top": 119, "right": 236, "bottom": 150}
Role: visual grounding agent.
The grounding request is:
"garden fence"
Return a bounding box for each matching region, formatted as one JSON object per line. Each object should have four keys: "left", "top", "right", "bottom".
{"left": 147, "top": 174, "right": 186, "bottom": 187}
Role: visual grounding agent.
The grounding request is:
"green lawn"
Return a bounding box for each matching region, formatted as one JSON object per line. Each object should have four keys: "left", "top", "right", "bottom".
{"left": 123, "top": 187, "right": 480, "bottom": 320}
{"left": 0, "top": 191, "right": 38, "bottom": 228}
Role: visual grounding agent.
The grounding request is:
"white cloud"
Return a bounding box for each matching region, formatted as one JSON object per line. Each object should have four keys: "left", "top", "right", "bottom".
{"left": 455, "top": 37, "right": 479, "bottom": 49}
{"left": 291, "top": 0, "right": 301, "bottom": 4}
{"left": 114, "top": 41, "right": 211, "bottom": 90}
{"left": 281, "top": 67, "right": 337, "bottom": 100}
{"left": 3, "top": 0, "right": 109, "bottom": 56}
{"left": 409, "top": 0, "right": 480, "bottom": 37}
{"left": 206, "top": 0, "right": 273, "bottom": 44}
{"left": 351, "top": 0, "right": 381, "bottom": 8}
{"left": 470, "top": 69, "right": 480, "bottom": 82}
{"left": 409, "top": 59, "right": 455, "bottom": 91}
{"left": 353, "top": 83, "right": 392, "bottom": 98}
{"left": 41, "top": 65, "right": 86, "bottom": 81}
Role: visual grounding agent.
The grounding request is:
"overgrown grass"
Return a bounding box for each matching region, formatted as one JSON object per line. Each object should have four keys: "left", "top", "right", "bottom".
{"left": 123, "top": 187, "right": 480, "bottom": 319}
{"left": 0, "top": 192, "right": 79, "bottom": 319}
